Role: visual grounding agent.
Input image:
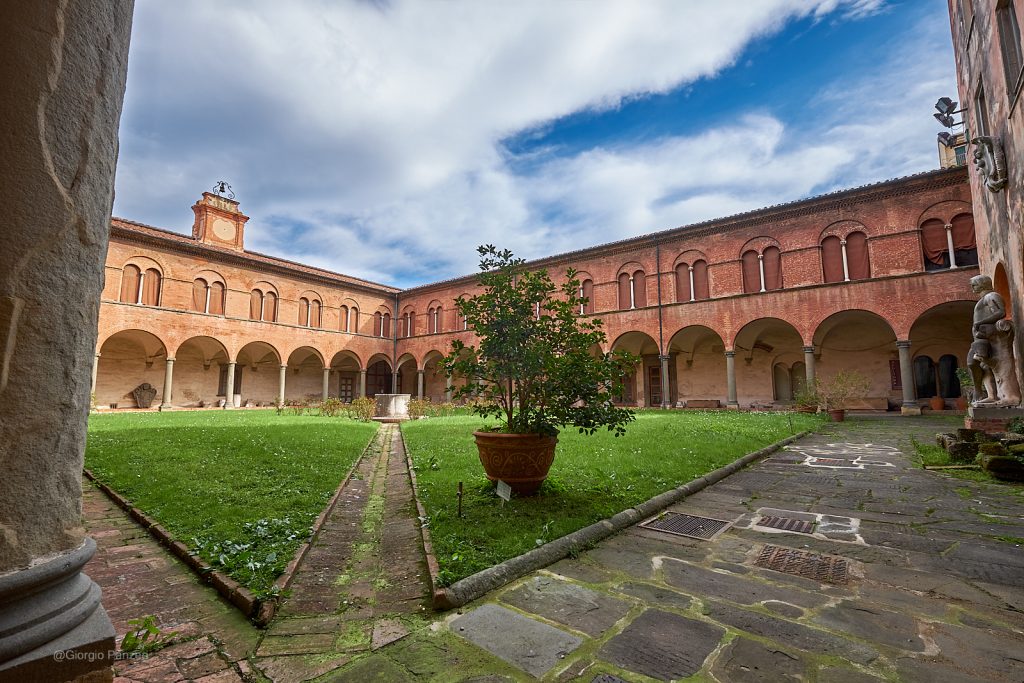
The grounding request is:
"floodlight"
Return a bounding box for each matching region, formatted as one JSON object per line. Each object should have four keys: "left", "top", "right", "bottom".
{"left": 934, "top": 112, "right": 956, "bottom": 128}
{"left": 937, "top": 132, "right": 958, "bottom": 148}
{"left": 934, "top": 97, "right": 958, "bottom": 115}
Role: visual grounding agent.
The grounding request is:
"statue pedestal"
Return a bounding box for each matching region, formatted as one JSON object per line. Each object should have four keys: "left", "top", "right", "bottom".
{"left": 372, "top": 394, "right": 411, "bottom": 423}
{"left": 965, "top": 405, "right": 1024, "bottom": 433}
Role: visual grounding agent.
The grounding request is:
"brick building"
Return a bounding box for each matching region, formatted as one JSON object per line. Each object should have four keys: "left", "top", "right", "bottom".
{"left": 96, "top": 167, "right": 980, "bottom": 413}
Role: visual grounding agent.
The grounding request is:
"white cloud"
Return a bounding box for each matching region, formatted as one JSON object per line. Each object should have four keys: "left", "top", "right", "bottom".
{"left": 114, "top": 0, "right": 950, "bottom": 287}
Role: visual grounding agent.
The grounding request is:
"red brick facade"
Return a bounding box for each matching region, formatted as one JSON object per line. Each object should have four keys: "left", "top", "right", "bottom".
{"left": 96, "top": 167, "right": 980, "bottom": 411}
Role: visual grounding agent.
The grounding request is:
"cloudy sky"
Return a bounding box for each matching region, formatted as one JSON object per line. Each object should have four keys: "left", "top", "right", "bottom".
{"left": 114, "top": 0, "right": 957, "bottom": 288}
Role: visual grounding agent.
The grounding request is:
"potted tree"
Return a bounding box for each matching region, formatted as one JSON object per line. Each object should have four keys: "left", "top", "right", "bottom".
{"left": 441, "top": 246, "right": 637, "bottom": 495}
{"left": 815, "top": 370, "right": 870, "bottom": 422}
{"left": 793, "top": 384, "right": 820, "bottom": 413}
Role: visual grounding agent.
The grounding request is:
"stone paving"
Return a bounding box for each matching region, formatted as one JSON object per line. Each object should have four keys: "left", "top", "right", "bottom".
{"left": 85, "top": 416, "right": 1024, "bottom": 681}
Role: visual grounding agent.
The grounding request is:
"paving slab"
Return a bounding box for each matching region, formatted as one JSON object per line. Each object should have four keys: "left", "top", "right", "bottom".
{"left": 709, "top": 637, "right": 805, "bottom": 682}
{"left": 451, "top": 603, "right": 583, "bottom": 678}
{"left": 500, "top": 576, "right": 632, "bottom": 637}
{"left": 598, "top": 608, "right": 724, "bottom": 681}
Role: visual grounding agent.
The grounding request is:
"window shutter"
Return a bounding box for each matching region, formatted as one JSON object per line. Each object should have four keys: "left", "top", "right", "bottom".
{"left": 763, "top": 247, "right": 782, "bottom": 291}
{"left": 741, "top": 251, "right": 760, "bottom": 293}
{"left": 120, "top": 265, "right": 140, "bottom": 303}
{"left": 142, "top": 269, "right": 161, "bottom": 305}
{"left": 845, "top": 232, "right": 870, "bottom": 280}
{"left": 675, "top": 263, "right": 690, "bottom": 302}
{"left": 821, "top": 236, "right": 844, "bottom": 283}
{"left": 693, "top": 260, "right": 710, "bottom": 300}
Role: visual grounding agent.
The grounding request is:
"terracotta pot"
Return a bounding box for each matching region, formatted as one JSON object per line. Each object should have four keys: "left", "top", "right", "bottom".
{"left": 929, "top": 396, "right": 946, "bottom": 411}
{"left": 955, "top": 396, "right": 968, "bottom": 411}
{"left": 828, "top": 409, "right": 845, "bottom": 422}
{"left": 473, "top": 431, "right": 558, "bottom": 496}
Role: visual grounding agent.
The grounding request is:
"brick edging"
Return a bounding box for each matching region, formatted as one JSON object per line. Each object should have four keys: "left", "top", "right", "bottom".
{"left": 399, "top": 427, "right": 450, "bottom": 609}
{"left": 83, "top": 424, "right": 381, "bottom": 625}
{"left": 427, "top": 429, "right": 811, "bottom": 609}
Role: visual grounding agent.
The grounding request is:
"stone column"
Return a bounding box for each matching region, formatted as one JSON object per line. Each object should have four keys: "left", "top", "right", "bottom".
{"left": 726, "top": 350, "right": 738, "bottom": 408}
{"left": 840, "top": 240, "right": 850, "bottom": 281}
{"left": 0, "top": 1, "right": 131, "bottom": 678}
{"left": 897, "top": 340, "right": 920, "bottom": 415}
{"left": 159, "top": 358, "right": 175, "bottom": 410}
{"left": 224, "top": 362, "right": 236, "bottom": 410}
{"left": 659, "top": 355, "right": 671, "bottom": 409}
{"left": 322, "top": 367, "right": 330, "bottom": 402}
{"left": 392, "top": 371, "right": 400, "bottom": 393}
{"left": 358, "top": 369, "right": 367, "bottom": 398}
{"left": 445, "top": 376, "right": 453, "bottom": 402}
{"left": 417, "top": 369, "right": 425, "bottom": 399}
{"left": 91, "top": 353, "right": 101, "bottom": 396}
{"left": 637, "top": 364, "right": 647, "bottom": 407}
{"left": 803, "top": 345, "right": 816, "bottom": 389}
{"left": 278, "top": 364, "right": 287, "bottom": 407}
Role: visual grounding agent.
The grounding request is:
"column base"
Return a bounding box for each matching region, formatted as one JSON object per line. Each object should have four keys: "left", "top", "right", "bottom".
{"left": 727, "top": 402, "right": 740, "bottom": 410}
{"left": 158, "top": 404, "right": 173, "bottom": 411}
{"left": 901, "top": 404, "right": 922, "bottom": 416}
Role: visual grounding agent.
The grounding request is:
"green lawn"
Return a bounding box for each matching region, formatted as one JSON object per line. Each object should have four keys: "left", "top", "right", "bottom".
{"left": 403, "top": 410, "right": 824, "bottom": 585}
{"left": 86, "top": 411, "right": 379, "bottom": 597}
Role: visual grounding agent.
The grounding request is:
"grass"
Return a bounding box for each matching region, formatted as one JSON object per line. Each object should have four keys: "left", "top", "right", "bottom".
{"left": 86, "top": 410, "right": 379, "bottom": 597}
{"left": 402, "top": 409, "right": 824, "bottom": 585}
{"left": 910, "top": 435, "right": 1003, "bottom": 484}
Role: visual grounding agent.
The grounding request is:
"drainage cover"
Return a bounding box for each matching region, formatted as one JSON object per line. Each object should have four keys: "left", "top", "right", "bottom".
{"left": 640, "top": 512, "right": 732, "bottom": 541}
{"left": 757, "top": 515, "right": 815, "bottom": 534}
{"left": 812, "top": 458, "right": 847, "bottom": 465}
{"left": 754, "top": 544, "right": 849, "bottom": 585}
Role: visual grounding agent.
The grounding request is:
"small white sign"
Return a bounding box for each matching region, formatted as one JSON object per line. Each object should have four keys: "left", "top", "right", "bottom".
{"left": 495, "top": 480, "right": 512, "bottom": 502}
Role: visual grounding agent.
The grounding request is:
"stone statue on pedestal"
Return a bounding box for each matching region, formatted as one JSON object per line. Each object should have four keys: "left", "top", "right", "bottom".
{"left": 968, "top": 275, "right": 1021, "bottom": 407}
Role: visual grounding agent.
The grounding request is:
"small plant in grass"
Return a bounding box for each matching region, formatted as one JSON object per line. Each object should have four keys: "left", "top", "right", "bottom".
{"left": 408, "top": 398, "right": 431, "bottom": 419}
{"left": 350, "top": 397, "right": 376, "bottom": 421}
{"left": 120, "top": 615, "right": 178, "bottom": 654}
{"left": 793, "top": 384, "right": 821, "bottom": 412}
{"left": 320, "top": 397, "right": 344, "bottom": 417}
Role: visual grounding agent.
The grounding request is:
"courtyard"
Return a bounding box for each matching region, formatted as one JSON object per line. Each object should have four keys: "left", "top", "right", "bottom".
{"left": 81, "top": 410, "right": 1024, "bottom": 682}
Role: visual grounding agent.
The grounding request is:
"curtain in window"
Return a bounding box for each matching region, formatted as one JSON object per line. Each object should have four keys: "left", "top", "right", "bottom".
{"left": 382, "top": 313, "right": 391, "bottom": 338}
{"left": 913, "top": 355, "right": 937, "bottom": 398}
{"left": 675, "top": 263, "right": 691, "bottom": 302}
{"left": 617, "top": 273, "right": 631, "bottom": 309}
{"left": 582, "top": 279, "right": 594, "bottom": 313}
{"left": 846, "top": 232, "right": 870, "bottom": 280}
{"left": 407, "top": 312, "right": 415, "bottom": 336}
{"left": 921, "top": 219, "right": 948, "bottom": 266}
{"left": 821, "top": 236, "right": 844, "bottom": 283}
{"left": 741, "top": 250, "right": 760, "bottom": 293}
{"left": 763, "top": 247, "right": 782, "bottom": 291}
{"left": 692, "top": 260, "right": 710, "bottom": 300}
{"left": 310, "top": 300, "right": 321, "bottom": 328}
{"left": 950, "top": 213, "right": 976, "bottom": 251}
{"left": 351, "top": 308, "right": 358, "bottom": 332}
{"left": 264, "top": 292, "right": 277, "bottom": 321}
{"left": 192, "top": 279, "right": 207, "bottom": 312}
{"left": 633, "top": 270, "right": 647, "bottom": 308}
{"left": 141, "top": 269, "right": 161, "bottom": 306}
{"left": 299, "top": 298, "right": 310, "bottom": 326}
{"left": 374, "top": 311, "right": 382, "bottom": 336}
{"left": 250, "top": 290, "right": 262, "bottom": 320}
{"left": 340, "top": 305, "right": 349, "bottom": 331}
{"left": 120, "top": 265, "right": 140, "bottom": 303}
{"left": 209, "top": 282, "right": 225, "bottom": 314}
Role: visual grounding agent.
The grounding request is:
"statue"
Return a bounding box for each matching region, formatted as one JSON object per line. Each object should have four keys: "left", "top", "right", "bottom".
{"left": 971, "top": 136, "right": 1008, "bottom": 193}
{"left": 968, "top": 275, "right": 1021, "bottom": 407}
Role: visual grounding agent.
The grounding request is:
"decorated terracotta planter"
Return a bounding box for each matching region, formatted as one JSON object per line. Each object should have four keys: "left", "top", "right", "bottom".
{"left": 473, "top": 431, "right": 558, "bottom": 496}
{"left": 929, "top": 396, "right": 946, "bottom": 411}
{"left": 828, "top": 409, "right": 845, "bottom": 422}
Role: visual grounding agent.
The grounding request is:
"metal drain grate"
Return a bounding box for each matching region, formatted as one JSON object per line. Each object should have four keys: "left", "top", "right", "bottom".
{"left": 640, "top": 512, "right": 732, "bottom": 540}
{"left": 757, "top": 515, "right": 815, "bottom": 534}
{"left": 812, "top": 458, "right": 847, "bottom": 466}
{"left": 754, "top": 544, "right": 849, "bottom": 585}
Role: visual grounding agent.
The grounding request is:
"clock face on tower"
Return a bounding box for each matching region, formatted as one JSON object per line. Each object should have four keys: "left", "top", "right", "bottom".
{"left": 211, "top": 217, "right": 237, "bottom": 242}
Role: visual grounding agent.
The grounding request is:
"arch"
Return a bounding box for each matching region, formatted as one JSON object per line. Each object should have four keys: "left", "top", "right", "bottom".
{"left": 339, "top": 304, "right": 350, "bottom": 332}
{"left": 95, "top": 329, "right": 169, "bottom": 408}
{"left": 298, "top": 292, "right": 323, "bottom": 328}
{"left": 231, "top": 341, "right": 283, "bottom": 406}
{"left": 773, "top": 363, "right": 793, "bottom": 401}
{"left": 610, "top": 331, "right": 659, "bottom": 407}
{"left": 236, "top": 341, "right": 282, "bottom": 367}
{"left": 365, "top": 356, "right": 394, "bottom": 397}
{"left": 674, "top": 261, "right": 691, "bottom": 302}
{"left": 119, "top": 264, "right": 140, "bottom": 303}
{"left": 453, "top": 294, "right": 470, "bottom": 330}
{"left": 191, "top": 271, "right": 226, "bottom": 315}
{"left": 733, "top": 318, "right": 802, "bottom": 357}
{"left": 994, "top": 262, "right": 1012, "bottom": 318}
{"left": 421, "top": 349, "right": 448, "bottom": 402}
{"left": 821, "top": 235, "right": 844, "bottom": 283}
{"left": 426, "top": 300, "right": 443, "bottom": 333}
{"left": 284, "top": 345, "right": 327, "bottom": 403}
{"left": 846, "top": 230, "right": 870, "bottom": 280}
{"left": 812, "top": 310, "right": 898, "bottom": 408}
{"left": 733, "top": 318, "right": 803, "bottom": 406}
{"left": 172, "top": 335, "right": 229, "bottom": 361}
{"left": 395, "top": 352, "right": 418, "bottom": 394}
{"left": 396, "top": 352, "right": 417, "bottom": 370}
{"left": 908, "top": 302, "right": 975, "bottom": 382}
{"left": 741, "top": 250, "right": 760, "bottom": 293}
{"left": 328, "top": 349, "right": 362, "bottom": 402}
{"left": 287, "top": 345, "right": 326, "bottom": 369}
{"left": 365, "top": 353, "right": 392, "bottom": 370}
{"left": 119, "top": 259, "right": 162, "bottom": 306}
{"left": 250, "top": 282, "right": 279, "bottom": 322}
{"left": 668, "top": 325, "right": 726, "bottom": 406}
{"left": 329, "top": 349, "right": 362, "bottom": 369}
{"left": 916, "top": 199, "right": 973, "bottom": 227}
{"left": 812, "top": 309, "right": 898, "bottom": 348}
{"left": 173, "top": 336, "right": 231, "bottom": 407}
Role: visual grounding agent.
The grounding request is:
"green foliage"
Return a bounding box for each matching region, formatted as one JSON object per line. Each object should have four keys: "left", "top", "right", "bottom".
{"left": 441, "top": 245, "right": 637, "bottom": 437}
{"left": 814, "top": 370, "right": 871, "bottom": 410}
{"left": 191, "top": 517, "right": 308, "bottom": 599}
{"left": 320, "top": 397, "right": 344, "bottom": 417}
{"left": 120, "top": 615, "right": 178, "bottom": 654}
{"left": 350, "top": 397, "right": 376, "bottom": 421}
{"left": 793, "top": 384, "right": 821, "bottom": 410}
{"left": 1007, "top": 416, "right": 1024, "bottom": 435}
{"left": 404, "top": 410, "right": 824, "bottom": 584}
{"left": 408, "top": 398, "right": 432, "bottom": 419}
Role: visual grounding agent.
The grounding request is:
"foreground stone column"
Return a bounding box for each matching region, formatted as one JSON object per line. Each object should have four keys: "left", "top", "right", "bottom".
{"left": 725, "top": 351, "right": 738, "bottom": 408}
{"left": 417, "top": 369, "right": 425, "bottom": 399}
{"left": 803, "top": 345, "right": 816, "bottom": 388}
{"left": 322, "top": 367, "right": 330, "bottom": 402}
{"left": 0, "top": 1, "right": 132, "bottom": 679}
{"left": 897, "top": 340, "right": 920, "bottom": 415}
{"left": 224, "top": 362, "right": 235, "bottom": 409}
{"left": 278, "top": 364, "right": 287, "bottom": 407}
{"left": 358, "top": 369, "right": 367, "bottom": 399}
{"left": 159, "top": 358, "right": 174, "bottom": 410}
{"left": 659, "top": 355, "right": 671, "bottom": 409}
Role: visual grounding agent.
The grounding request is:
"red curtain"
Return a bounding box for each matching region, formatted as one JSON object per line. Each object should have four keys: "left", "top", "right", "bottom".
{"left": 249, "top": 290, "right": 262, "bottom": 319}
{"left": 210, "top": 282, "right": 225, "bottom": 314}
{"left": 633, "top": 270, "right": 647, "bottom": 308}
{"left": 141, "top": 269, "right": 161, "bottom": 306}
{"left": 340, "top": 305, "right": 349, "bottom": 331}
{"left": 675, "top": 263, "right": 691, "bottom": 302}
{"left": 921, "top": 219, "right": 948, "bottom": 265}
{"left": 351, "top": 308, "right": 358, "bottom": 332}
{"left": 408, "top": 312, "right": 415, "bottom": 336}
{"left": 741, "top": 250, "right": 760, "bottom": 293}
{"left": 120, "top": 265, "right": 140, "bottom": 303}
{"left": 192, "top": 279, "right": 207, "bottom": 312}
{"left": 264, "top": 292, "right": 277, "bottom": 321}
{"left": 950, "top": 213, "right": 976, "bottom": 250}
{"left": 821, "top": 236, "right": 844, "bottom": 283}
{"left": 374, "top": 311, "right": 382, "bottom": 336}
{"left": 383, "top": 313, "right": 391, "bottom": 338}
{"left": 763, "top": 247, "right": 782, "bottom": 291}
{"left": 846, "top": 231, "right": 870, "bottom": 280}
{"left": 617, "top": 273, "right": 630, "bottom": 309}
{"left": 582, "top": 279, "right": 594, "bottom": 314}
{"left": 299, "top": 298, "right": 309, "bottom": 326}
{"left": 310, "top": 300, "right": 321, "bottom": 328}
{"left": 693, "top": 260, "right": 710, "bottom": 300}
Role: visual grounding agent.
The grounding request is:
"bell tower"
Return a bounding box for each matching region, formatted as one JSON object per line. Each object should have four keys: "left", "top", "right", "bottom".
{"left": 192, "top": 181, "right": 249, "bottom": 251}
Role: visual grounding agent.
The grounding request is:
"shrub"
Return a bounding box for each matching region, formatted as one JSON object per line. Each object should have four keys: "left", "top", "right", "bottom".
{"left": 320, "top": 397, "right": 344, "bottom": 417}
{"left": 350, "top": 397, "right": 376, "bottom": 421}
{"left": 408, "top": 398, "right": 432, "bottom": 419}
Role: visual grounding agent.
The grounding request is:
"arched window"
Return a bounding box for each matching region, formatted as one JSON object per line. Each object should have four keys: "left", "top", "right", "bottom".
{"left": 633, "top": 270, "right": 647, "bottom": 307}
{"left": 741, "top": 250, "right": 760, "bottom": 293}
{"left": 264, "top": 291, "right": 277, "bottom": 322}
{"left": 351, "top": 307, "right": 359, "bottom": 332}
{"left": 913, "top": 356, "right": 937, "bottom": 398}
{"left": 846, "top": 231, "right": 870, "bottom": 280}
{"left": 406, "top": 311, "right": 415, "bottom": 337}
{"left": 382, "top": 312, "right": 391, "bottom": 338}
{"left": 675, "top": 262, "right": 691, "bottom": 302}
{"left": 823, "top": 232, "right": 870, "bottom": 283}
{"left": 821, "top": 236, "right": 844, "bottom": 283}
{"left": 921, "top": 216, "right": 976, "bottom": 271}
{"left": 762, "top": 247, "right": 781, "bottom": 291}
{"left": 192, "top": 278, "right": 208, "bottom": 312}
{"left": 373, "top": 311, "right": 382, "bottom": 336}
{"left": 617, "top": 273, "right": 631, "bottom": 310}
{"left": 299, "top": 297, "right": 310, "bottom": 326}
{"left": 209, "top": 281, "right": 225, "bottom": 315}
{"left": 310, "top": 299, "right": 321, "bottom": 328}
{"left": 120, "top": 265, "right": 141, "bottom": 303}
{"left": 434, "top": 306, "right": 441, "bottom": 332}
{"left": 581, "top": 279, "right": 595, "bottom": 314}
{"left": 249, "top": 289, "right": 263, "bottom": 320}
{"left": 692, "top": 260, "right": 709, "bottom": 300}
{"left": 950, "top": 213, "right": 978, "bottom": 267}
{"left": 340, "top": 305, "right": 349, "bottom": 332}
{"left": 139, "top": 268, "right": 161, "bottom": 306}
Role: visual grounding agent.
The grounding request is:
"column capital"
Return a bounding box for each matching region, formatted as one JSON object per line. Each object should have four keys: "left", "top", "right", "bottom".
{"left": 724, "top": 350, "right": 736, "bottom": 358}
{"left": 896, "top": 340, "right": 911, "bottom": 349}
{"left": 658, "top": 355, "right": 671, "bottom": 362}
{"left": 802, "top": 345, "right": 815, "bottom": 354}
{"left": 757, "top": 253, "right": 764, "bottom": 261}
{"left": 166, "top": 357, "right": 175, "bottom": 363}
{"left": 227, "top": 360, "right": 236, "bottom": 366}
{"left": 417, "top": 368, "right": 425, "bottom": 375}
{"left": 280, "top": 363, "right": 287, "bottom": 369}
